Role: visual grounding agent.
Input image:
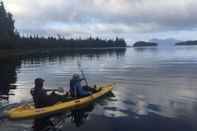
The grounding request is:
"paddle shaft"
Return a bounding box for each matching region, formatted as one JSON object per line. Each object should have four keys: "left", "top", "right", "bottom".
{"left": 77, "top": 62, "right": 88, "bottom": 86}
{"left": 45, "top": 88, "right": 64, "bottom": 93}
{"left": 80, "top": 69, "right": 88, "bottom": 86}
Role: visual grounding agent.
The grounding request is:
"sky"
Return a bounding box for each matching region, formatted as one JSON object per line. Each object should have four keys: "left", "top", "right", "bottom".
{"left": 3, "top": 0, "right": 197, "bottom": 42}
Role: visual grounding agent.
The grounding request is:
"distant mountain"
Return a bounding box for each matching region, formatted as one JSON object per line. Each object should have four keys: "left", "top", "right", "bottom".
{"left": 149, "top": 38, "right": 181, "bottom": 46}
{"left": 133, "top": 41, "right": 158, "bottom": 47}
{"left": 176, "top": 40, "right": 197, "bottom": 46}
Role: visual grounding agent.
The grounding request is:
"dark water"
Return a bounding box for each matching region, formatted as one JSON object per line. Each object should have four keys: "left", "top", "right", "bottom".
{"left": 1, "top": 47, "right": 197, "bottom": 131}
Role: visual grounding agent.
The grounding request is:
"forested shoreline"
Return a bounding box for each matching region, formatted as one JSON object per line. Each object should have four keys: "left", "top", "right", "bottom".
{"left": 0, "top": 1, "right": 126, "bottom": 50}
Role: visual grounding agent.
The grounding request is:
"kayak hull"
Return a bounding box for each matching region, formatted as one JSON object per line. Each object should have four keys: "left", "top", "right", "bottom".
{"left": 6, "top": 84, "right": 113, "bottom": 120}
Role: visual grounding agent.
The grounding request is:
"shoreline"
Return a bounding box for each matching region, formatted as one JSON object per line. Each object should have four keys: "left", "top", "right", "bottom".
{"left": 0, "top": 47, "right": 127, "bottom": 59}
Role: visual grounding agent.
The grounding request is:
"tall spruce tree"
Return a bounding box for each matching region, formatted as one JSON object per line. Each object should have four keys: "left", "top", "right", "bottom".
{"left": 0, "top": 1, "right": 15, "bottom": 40}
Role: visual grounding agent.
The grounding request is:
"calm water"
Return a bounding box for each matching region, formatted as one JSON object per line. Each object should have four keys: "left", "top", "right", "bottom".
{"left": 1, "top": 47, "right": 197, "bottom": 131}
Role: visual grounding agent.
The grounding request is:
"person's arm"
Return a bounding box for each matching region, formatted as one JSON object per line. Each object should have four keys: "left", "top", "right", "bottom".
{"left": 30, "top": 88, "right": 34, "bottom": 96}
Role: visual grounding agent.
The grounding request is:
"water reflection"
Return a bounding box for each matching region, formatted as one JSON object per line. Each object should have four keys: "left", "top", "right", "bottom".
{"left": 2, "top": 46, "right": 197, "bottom": 131}
{"left": 133, "top": 47, "right": 158, "bottom": 52}
{"left": 32, "top": 104, "right": 95, "bottom": 131}
{"left": 31, "top": 90, "right": 115, "bottom": 131}
{"left": 71, "top": 104, "right": 94, "bottom": 127}
{"left": 0, "top": 57, "right": 20, "bottom": 104}
{"left": 0, "top": 48, "right": 126, "bottom": 104}
{"left": 33, "top": 116, "right": 56, "bottom": 131}
{"left": 19, "top": 48, "right": 126, "bottom": 64}
{"left": 135, "top": 95, "right": 147, "bottom": 116}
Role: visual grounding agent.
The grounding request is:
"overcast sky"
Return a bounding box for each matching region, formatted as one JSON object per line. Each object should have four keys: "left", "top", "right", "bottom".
{"left": 3, "top": 0, "right": 197, "bottom": 42}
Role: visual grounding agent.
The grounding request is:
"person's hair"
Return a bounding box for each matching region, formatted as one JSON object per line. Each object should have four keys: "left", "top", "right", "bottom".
{"left": 34, "top": 78, "right": 44, "bottom": 89}
{"left": 72, "top": 74, "right": 80, "bottom": 80}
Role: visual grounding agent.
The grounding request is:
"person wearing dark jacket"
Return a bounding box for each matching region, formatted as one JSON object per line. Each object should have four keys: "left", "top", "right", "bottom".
{"left": 31, "top": 78, "right": 67, "bottom": 108}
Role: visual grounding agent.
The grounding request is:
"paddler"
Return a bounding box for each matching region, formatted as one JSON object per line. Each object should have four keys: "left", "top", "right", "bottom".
{"left": 70, "top": 74, "right": 91, "bottom": 97}
{"left": 31, "top": 78, "right": 67, "bottom": 108}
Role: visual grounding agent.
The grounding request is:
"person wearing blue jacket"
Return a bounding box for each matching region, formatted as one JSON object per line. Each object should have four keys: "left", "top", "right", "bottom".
{"left": 70, "top": 74, "right": 90, "bottom": 97}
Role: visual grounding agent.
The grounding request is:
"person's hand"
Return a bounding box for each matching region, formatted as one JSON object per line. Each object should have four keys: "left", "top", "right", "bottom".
{"left": 51, "top": 91, "right": 56, "bottom": 95}
{"left": 57, "top": 87, "right": 64, "bottom": 93}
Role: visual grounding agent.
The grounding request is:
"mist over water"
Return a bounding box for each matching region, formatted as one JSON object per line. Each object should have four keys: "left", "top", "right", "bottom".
{"left": 1, "top": 47, "right": 197, "bottom": 131}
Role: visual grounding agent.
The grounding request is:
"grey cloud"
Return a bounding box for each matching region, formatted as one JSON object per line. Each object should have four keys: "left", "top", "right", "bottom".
{"left": 5, "top": 0, "right": 197, "bottom": 36}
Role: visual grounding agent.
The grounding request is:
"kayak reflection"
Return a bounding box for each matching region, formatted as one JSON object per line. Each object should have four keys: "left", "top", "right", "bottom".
{"left": 32, "top": 104, "right": 94, "bottom": 131}
{"left": 71, "top": 104, "right": 94, "bottom": 127}
{"left": 33, "top": 116, "right": 58, "bottom": 131}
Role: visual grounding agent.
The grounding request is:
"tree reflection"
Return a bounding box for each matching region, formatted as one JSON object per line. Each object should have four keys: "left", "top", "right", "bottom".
{"left": 19, "top": 48, "right": 126, "bottom": 63}
{"left": 0, "top": 57, "right": 20, "bottom": 101}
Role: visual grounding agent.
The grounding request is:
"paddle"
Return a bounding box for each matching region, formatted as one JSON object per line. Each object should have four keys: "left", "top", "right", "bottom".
{"left": 77, "top": 61, "right": 98, "bottom": 94}
{"left": 77, "top": 61, "right": 88, "bottom": 86}
{"left": 45, "top": 87, "right": 65, "bottom": 93}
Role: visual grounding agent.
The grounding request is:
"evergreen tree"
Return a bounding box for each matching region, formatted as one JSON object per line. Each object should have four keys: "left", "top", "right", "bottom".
{"left": 0, "top": 1, "right": 15, "bottom": 40}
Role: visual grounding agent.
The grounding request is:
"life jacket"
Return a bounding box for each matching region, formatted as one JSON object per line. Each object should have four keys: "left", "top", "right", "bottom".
{"left": 70, "top": 79, "right": 89, "bottom": 97}
{"left": 31, "top": 88, "right": 51, "bottom": 108}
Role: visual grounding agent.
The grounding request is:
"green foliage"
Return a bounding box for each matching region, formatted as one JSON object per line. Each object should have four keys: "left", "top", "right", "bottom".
{"left": 0, "top": 2, "right": 15, "bottom": 39}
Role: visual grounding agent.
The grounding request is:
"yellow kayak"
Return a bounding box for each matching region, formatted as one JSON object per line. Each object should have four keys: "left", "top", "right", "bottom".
{"left": 6, "top": 84, "right": 113, "bottom": 120}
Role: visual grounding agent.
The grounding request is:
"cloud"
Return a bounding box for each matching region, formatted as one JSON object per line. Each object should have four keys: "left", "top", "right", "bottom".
{"left": 4, "top": 0, "right": 197, "bottom": 39}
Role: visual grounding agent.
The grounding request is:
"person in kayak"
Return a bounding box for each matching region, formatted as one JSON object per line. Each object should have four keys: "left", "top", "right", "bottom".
{"left": 31, "top": 78, "right": 67, "bottom": 108}
{"left": 70, "top": 74, "right": 90, "bottom": 97}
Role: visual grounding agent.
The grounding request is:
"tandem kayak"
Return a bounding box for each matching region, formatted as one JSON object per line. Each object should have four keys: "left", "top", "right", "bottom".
{"left": 6, "top": 84, "right": 113, "bottom": 120}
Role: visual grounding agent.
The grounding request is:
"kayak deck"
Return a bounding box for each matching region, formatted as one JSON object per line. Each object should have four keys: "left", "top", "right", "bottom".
{"left": 6, "top": 84, "right": 113, "bottom": 120}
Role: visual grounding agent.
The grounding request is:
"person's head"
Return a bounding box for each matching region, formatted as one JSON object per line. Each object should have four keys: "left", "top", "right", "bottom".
{"left": 34, "top": 78, "right": 45, "bottom": 89}
{"left": 72, "top": 73, "right": 80, "bottom": 80}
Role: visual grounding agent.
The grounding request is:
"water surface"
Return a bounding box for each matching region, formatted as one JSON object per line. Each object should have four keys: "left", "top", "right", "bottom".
{"left": 1, "top": 47, "right": 197, "bottom": 131}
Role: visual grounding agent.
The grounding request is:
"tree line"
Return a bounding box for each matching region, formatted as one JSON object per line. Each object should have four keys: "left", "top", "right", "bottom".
{"left": 0, "top": 1, "right": 126, "bottom": 49}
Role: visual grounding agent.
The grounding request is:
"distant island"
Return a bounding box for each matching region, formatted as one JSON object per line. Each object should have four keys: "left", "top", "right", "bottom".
{"left": 133, "top": 41, "right": 158, "bottom": 47}
{"left": 0, "top": 1, "right": 126, "bottom": 50}
{"left": 175, "top": 40, "right": 197, "bottom": 46}
{"left": 150, "top": 38, "right": 181, "bottom": 47}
